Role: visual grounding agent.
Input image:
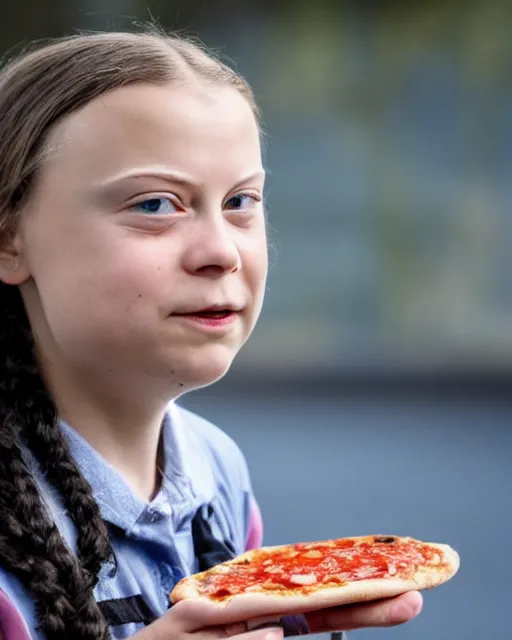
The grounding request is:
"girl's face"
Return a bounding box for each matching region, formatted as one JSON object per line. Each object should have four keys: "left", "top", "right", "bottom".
{"left": 9, "top": 82, "right": 268, "bottom": 395}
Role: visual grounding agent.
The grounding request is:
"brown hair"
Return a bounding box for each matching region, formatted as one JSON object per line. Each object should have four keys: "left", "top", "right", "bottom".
{"left": 0, "top": 30, "right": 258, "bottom": 639}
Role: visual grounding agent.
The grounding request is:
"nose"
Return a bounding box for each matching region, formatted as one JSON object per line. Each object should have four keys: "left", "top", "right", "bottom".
{"left": 181, "top": 215, "right": 242, "bottom": 277}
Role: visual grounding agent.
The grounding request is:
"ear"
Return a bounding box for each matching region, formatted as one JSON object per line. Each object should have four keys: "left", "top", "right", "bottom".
{"left": 0, "top": 234, "right": 31, "bottom": 285}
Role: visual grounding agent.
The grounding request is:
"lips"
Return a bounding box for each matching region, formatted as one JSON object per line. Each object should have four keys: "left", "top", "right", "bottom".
{"left": 172, "top": 304, "right": 241, "bottom": 317}
{"left": 171, "top": 306, "right": 240, "bottom": 329}
{"left": 185, "top": 309, "right": 233, "bottom": 319}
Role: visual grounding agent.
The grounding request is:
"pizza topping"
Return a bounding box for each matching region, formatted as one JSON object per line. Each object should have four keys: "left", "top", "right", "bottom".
{"left": 264, "top": 566, "right": 285, "bottom": 574}
{"left": 373, "top": 536, "right": 397, "bottom": 544}
{"left": 289, "top": 574, "right": 317, "bottom": 586}
{"left": 195, "top": 536, "right": 452, "bottom": 601}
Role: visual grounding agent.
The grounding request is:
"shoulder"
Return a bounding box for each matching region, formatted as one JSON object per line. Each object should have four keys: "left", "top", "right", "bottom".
{"left": 173, "top": 403, "right": 243, "bottom": 457}
{"left": 169, "top": 402, "right": 263, "bottom": 551}
{"left": 171, "top": 402, "right": 252, "bottom": 491}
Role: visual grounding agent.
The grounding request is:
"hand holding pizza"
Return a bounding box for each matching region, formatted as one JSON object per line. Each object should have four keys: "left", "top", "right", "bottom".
{"left": 130, "top": 590, "right": 423, "bottom": 640}
{"left": 168, "top": 534, "right": 459, "bottom": 638}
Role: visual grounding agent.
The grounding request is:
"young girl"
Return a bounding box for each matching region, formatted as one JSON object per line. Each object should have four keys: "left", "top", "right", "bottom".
{"left": 0, "top": 30, "right": 422, "bottom": 640}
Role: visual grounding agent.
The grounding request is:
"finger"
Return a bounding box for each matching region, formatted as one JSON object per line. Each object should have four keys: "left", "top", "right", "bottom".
{"left": 192, "top": 623, "right": 284, "bottom": 640}
{"left": 170, "top": 600, "right": 229, "bottom": 631}
{"left": 306, "top": 591, "right": 424, "bottom": 633}
{"left": 139, "top": 609, "right": 283, "bottom": 640}
{"left": 222, "top": 626, "right": 285, "bottom": 640}
{"left": 170, "top": 600, "right": 287, "bottom": 632}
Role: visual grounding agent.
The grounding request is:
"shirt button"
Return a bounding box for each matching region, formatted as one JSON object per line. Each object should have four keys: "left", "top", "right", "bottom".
{"left": 147, "top": 509, "right": 164, "bottom": 523}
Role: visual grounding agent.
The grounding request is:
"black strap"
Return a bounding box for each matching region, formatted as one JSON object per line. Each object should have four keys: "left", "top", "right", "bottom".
{"left": 98, "top": 594, "right": 158, "bottom": 627}
{"left": 191, "top": 504, "right": 236, "bottom": 571}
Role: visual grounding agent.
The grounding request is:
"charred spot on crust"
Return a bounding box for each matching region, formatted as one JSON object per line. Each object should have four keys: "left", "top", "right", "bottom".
{"left": 212, "top": 588, "right": 232, "bottom": 599}
{"left": 374, "top": 536, "right": 397, "bottom": 544}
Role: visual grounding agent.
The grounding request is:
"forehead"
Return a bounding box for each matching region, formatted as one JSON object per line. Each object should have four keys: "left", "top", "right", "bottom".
{"left": 41, "top": 82, "right": 262, "bottom": 185}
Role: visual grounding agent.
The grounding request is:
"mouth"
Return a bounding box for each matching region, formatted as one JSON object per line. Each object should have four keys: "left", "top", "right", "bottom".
{"left": 171, "top": 305, "right": 241, "bottom": 328}
{"left": 183, "top": 310, "right": 234, "bottom": 320}
{"left": 173, "top": 304, "right": 241, "bottom": 317}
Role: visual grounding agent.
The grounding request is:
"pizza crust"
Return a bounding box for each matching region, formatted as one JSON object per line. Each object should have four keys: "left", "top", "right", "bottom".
{"left": 171, "top": 577, "right": 417, "bottom": 619}
{"left": 170, "top": 538, "right": 459, "bottom": 623}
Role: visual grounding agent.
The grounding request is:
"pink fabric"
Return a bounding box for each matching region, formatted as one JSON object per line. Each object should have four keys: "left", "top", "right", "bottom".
{"left": 0, "top": 590, "right": 31, "bottom": 640}
{"left": 245, "top": 497, "right": 264, "bottom": 550}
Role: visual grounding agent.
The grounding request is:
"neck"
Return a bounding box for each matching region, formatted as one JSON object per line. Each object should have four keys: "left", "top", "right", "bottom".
{"left": 62, "top": 403, "right": 166, "bottom": 502}
{"left": 41, "top": 358, "right": 177, "bottom": 502}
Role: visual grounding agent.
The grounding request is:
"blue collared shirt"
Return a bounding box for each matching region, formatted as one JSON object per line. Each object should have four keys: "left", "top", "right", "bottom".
{"left": 0, "top": 402, "right": 259, "bottom": 639}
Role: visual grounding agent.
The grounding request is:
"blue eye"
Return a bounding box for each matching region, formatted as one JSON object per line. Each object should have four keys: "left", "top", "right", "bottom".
{"left": 225, "top": 194, "right": 259, "bottom": 210}
{"left": 131, "top": 197, "right": 178, "bottom": 215}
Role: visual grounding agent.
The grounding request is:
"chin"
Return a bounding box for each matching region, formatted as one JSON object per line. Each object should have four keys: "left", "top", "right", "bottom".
{"left": 169, "top": 343, "right": 239, "bottom": 392}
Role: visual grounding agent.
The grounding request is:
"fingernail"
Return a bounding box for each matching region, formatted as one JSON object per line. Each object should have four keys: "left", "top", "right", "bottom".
{"left": 263, "top": 628, "right": 284, "bottom": 640}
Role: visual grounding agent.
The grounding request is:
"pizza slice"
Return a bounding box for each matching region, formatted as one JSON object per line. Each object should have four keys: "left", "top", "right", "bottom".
{"left": 170, "top": 535, "right": 459, "bottom": 622}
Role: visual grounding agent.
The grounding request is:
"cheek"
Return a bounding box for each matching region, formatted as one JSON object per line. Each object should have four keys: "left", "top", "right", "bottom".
{"left": 241, "top": 231, "right": 268, "bottom": 327}
{"left": 31, "top": 236, "right": 170, "bottom": 344}
{"left": 247, "top": 232, "right": 269, "bottom": 295}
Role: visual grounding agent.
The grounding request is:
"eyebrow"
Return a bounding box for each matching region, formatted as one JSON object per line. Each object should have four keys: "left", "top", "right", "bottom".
{"left": 95, "top": 168, "right": 266, "bottom": 192}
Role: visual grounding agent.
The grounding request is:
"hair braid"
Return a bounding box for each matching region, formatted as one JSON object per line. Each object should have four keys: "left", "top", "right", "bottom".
{"left": 0, "top": 283, "right": 111, "bottom": 638}
{"left": 22, "top": 420, "right": 114, "bottom": 587}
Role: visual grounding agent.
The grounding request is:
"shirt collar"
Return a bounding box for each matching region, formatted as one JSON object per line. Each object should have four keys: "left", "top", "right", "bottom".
{"left": 59, "top": 404, "right": 205, "bottom": 534}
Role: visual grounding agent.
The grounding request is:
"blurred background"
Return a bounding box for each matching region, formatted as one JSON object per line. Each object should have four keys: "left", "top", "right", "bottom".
{"left": 1, "top": 1, "right": 510, "bottom": 638}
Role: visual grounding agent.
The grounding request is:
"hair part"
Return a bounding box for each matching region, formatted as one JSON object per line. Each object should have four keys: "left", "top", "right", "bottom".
{"left": 0, "top": 29, "right": 259, "bottom": 639}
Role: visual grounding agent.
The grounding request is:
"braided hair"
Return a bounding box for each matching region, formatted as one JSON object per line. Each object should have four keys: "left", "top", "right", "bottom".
{"left": 0, "top": 30, "right": 259, "bottom": 638}
{"left": 0, "top": 282, "right": 113, "bottom": 638}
